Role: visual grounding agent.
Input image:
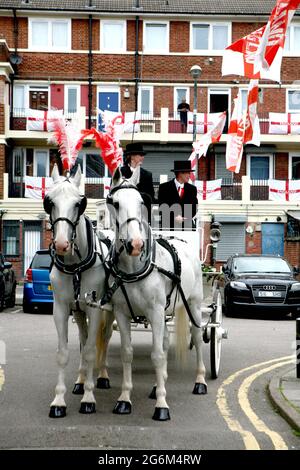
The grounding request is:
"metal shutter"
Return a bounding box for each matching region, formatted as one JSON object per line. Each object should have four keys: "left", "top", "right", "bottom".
{"left": 142, "top": 145, "right": 192, "bottom": 182}
{"left": 215, "top": 154, "right": 233, "bottom": 182}
{"left": 216, "top": 223, "right": 245, "bottom": 261}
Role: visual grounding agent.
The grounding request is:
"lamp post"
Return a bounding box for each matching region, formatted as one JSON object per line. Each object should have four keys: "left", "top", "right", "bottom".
{"left": 190, "top": 64, "right": 202, "bottom": 179}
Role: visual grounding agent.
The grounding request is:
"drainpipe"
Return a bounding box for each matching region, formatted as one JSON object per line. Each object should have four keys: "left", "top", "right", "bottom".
{"left": 10, "top": 8, "right": 19, "bottom": 129}
{"left": 88, "top": 14, "right": 93, "bottom": 129}
{"left": 134, "top": 15, "right": 140, "bottom": 111}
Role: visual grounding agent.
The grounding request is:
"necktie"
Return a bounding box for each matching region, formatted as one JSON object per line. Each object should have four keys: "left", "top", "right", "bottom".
{"left": 178, "top": 186, "right": 184, "bottom": 198}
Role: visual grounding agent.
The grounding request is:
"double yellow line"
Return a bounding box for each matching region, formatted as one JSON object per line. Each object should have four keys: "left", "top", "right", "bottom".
{"left": 216, "top": 356, "right": 293, "bottom": 450}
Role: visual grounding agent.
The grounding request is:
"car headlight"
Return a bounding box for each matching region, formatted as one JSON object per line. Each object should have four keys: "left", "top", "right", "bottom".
{"left": 230, "top": 281, "right": 247, "bottom": 289}
{"left": 290, "top": 283, "right": 300, "bottom": 291}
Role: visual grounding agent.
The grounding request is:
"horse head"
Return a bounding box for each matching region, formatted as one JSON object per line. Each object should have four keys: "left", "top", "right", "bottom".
{"left": 43, "top": 164, "right": 87, "bottom": 256}
{"left": 108, "top": 166, "right": 145, "bottom": 256}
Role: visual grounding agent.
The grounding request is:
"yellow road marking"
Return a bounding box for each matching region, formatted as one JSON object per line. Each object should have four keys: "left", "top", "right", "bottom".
{"left": 0, "top": 366, "right": 4, "bottom": 391}
{"left": 238, "top": 360, "right": 292, "bottom": 450}
{"left": 217, "top": 355, "right": 293, "bottom": 450}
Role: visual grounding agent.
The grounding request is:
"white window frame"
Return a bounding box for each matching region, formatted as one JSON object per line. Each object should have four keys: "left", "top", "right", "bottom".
{"left": 284, "top": 24, "right": 300, "bottom": 54}
{"left": 286, "top": 88, "right": 300, "bottom": 113}
{"left": 208, "top": 88, "right": 231, "bottom": 116}
{"left": 78, "top": 150, "right": 109, "bottom": 182}
{"left": 143, "top": 21, "right": 169, "bottom": 54}
{"left": 12, "top": 147, "right": 25, "bottom": 183}
{"left": 288, "top": 153, "right": 300, "bottom": 180}
{"left": 13, "top": 84, "right": 50, "bottom": 114}
{"left": 29, "top": 18, "right": 71, "bottom": 51}
{"left": 190, "top": 22, "right": 231, "bottom": 53}
{"left": 33, "top": 149, "right": 50, "bottom": 177}
{"left": 174, "top": 87, "right": 190, "bottom": 119}
{"left": 137, "top": 86, "right": 154, "bottom": 116}
{"left": 100, "top": 19, "right": 127, "bottom": 53}
{"left": 238, "top": 88, "right": 248, "bottom": 114}
{"left": 246, "top": 154, "right": 274, "bottom": 181}
{"left": 64, "top": 84, "right": 80, "bottom": 114}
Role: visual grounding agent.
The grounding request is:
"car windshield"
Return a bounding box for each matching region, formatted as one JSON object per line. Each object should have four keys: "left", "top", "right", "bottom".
{"left": 233, "top": 257, "right": 291, "bottom": 273}
{"left": 31, "top": 253, "right": 51, "bottom": 269}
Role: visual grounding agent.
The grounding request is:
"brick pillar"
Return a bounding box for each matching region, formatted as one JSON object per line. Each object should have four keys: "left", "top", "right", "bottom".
{"left": 0, "top": 144, "right": 5, "bottom": 199}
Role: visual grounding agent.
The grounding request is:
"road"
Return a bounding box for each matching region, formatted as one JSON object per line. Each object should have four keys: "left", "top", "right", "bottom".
{"left": 0, "top": 306, "right": 299, "bottom": 451}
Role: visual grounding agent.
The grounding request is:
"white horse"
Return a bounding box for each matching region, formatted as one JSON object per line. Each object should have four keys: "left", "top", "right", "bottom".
{"left": 102, "top": 167, "right": 206, "bottom": 421}
{"left": 44, "top": 165, "right": 114, "bottom": 418}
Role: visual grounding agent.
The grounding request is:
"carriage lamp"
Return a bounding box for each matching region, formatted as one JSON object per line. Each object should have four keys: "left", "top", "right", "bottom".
{"left": 190, "top": 64, "right": 202, "bottom": 178}
{"left": 210, "top": 221, "right": 221, "bottom": 243}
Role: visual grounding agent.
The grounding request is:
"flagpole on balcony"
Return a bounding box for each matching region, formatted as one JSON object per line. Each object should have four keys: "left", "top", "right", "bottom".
{"left": 190, "top": 65, "right": 202, "bottom": 181}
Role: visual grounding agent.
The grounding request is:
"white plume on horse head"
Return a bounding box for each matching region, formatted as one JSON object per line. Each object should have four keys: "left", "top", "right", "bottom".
{"left": 128, "top": 165, "right": 140, "bottom": 186}
{"left": 72, "top": 165, "right": 82, "bottom": 188}
{"left": 51, "top": 163, "right": 61, "bottom": 182}
{"left": 111, "top": 166, "right": 122, "bottom": 188}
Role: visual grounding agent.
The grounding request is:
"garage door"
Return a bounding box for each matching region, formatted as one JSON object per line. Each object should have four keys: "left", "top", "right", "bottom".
{"left": 142, "top": 145, "right": 192, "bottom": 181}
{"left": 216, "top": 223, "right": 245, "bottom": 261}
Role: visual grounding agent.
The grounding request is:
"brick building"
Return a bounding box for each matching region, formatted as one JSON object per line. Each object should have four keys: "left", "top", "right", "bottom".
{"left": 0, "top": 0, "right": 300, "bottom": 278}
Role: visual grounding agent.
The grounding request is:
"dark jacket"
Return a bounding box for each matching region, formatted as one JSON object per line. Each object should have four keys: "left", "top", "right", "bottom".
{"left": 121, "top": 165, "right": 154, "bottom": 223}
{"left": 158, "top": 179, "right": 198, "bottom": 230}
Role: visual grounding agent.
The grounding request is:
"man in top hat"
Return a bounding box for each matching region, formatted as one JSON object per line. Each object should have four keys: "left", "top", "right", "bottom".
{"left": 121, "top": 142, "right": 154, "bottom": 223}
{"left": 158, "top": 160, "right": 198, "bottom": 230}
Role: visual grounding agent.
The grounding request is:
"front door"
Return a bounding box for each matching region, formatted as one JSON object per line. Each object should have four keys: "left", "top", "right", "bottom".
{"left": 98, "top": 89, "right": 119, "bottom": 130}
{"left": 24, "top": 222, "right": 42, "bottom": 275}
{"left": 262, "top": 223, "right": 284, "bottom": 256}
{"left": 209, "top": 89, "right": 229, "bottom": 132}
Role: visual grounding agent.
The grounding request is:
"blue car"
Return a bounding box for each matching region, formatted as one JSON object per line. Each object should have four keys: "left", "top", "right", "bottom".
{"left": 23, "top": 249, "right": 53, "bottom": 313}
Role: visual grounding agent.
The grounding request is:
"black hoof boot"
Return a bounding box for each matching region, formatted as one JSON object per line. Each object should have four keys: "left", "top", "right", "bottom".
{"left": 79, "top": 402, "right": 96, "bottom": 414}
{"left": 152, "top": 407, "right": 170, "bottom": 421}
{"left": 193, "top": 383, "right": 207, "bottom": 395}
{"left": 49, "top": 406, "right": 67, "bottom": 418}
{"left": 72, "top": 383, "right": 84, "bottom": 395}
{"left": 97, "top": 377, "right": 111, "bottom": 389}
{"left": 148, "top": 386, "right": 157, "bottom": 399}
{"left": 113, "top": 401, "right": 132, "bottom": 414}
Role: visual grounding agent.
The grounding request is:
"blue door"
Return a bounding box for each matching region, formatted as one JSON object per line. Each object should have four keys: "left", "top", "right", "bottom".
{"left": 98, "top": 91, "right": 119, "bottom": 130}
{"left": 262, "top": 223, "right": 284, "bottom": 256}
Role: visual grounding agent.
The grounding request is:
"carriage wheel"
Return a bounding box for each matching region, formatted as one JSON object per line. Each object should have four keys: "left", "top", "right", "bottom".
{"left": 210, "top": 289, "right": 223, "bottom": 379}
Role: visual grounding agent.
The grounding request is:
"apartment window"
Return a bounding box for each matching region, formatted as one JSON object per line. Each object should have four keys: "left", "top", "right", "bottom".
{"left": 247, "top": 155, "right": 273, "bottom": 180}
{"left": 239, "top": 89, "right": 248, "bottom": 113}
{"left": 174, "top": 87, "right": 190, "bottom": 119}
{"left": 138, "top": 86, "right": 153, "bottom": 116}
{"left": 144, "top": 22, "right": 169, "bottom": 53}
{"left": 101, "top": 20, "right": 126, "bottom": 52}
{"left": 13, "top": 148, "right": 25, "bottom": 179}
{"left": 29, "top": 18, "right": 71, "bottom": 50}
{"left": 65, "top": 85, "right": 80, "bottom": 113}
{"left": 3, "top": 221, "right": 19, "bottom": 256}
{"left": 191, "top": 23, "right": 229, "bottom": 52}
{"left": 34, "top": 150, "right": 49, "bottom": 177}
{"left": 287, "top": 89, "right": 300, "bottom": 112}
{"left": 284, "top": 25, "right": 300, "bottom": 52}
{"left": 289, "top": 155, "right": 300, "bottom": 179}
{"left": 13, "top": 85, "right": 25, "bottom": 111}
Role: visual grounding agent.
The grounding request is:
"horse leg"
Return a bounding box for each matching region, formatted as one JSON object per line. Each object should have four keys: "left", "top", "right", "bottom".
{"left": 96, "top": 309, "right": 114, "bottom": 390}
{"left": 113, "top": 312, "right": 132, "bottom": 415}
{"left": 189, "top": 299, "right": 207, "bottom": 395}
{"left": 49, "top": 306, "right": 69, "bottom": 418}
{"left": 149, "top": 322, "right": 169, "bottom": 400}
{"left": 79, "top": 308, "right": 102, "bottom": 414}
{"left": 72, "top": 310, "right": 88, "bottom": 395}
{"left": 150, "top": 310, "right": 170, "bottom": 421}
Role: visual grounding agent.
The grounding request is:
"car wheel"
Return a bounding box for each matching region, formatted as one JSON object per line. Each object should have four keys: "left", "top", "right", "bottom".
{"left": 6, "top": 283, "right": 16, "bottom": 308}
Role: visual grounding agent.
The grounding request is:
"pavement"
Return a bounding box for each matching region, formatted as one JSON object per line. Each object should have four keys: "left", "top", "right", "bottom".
{"left": 14, "top": 282, "right": 300, "bottom": 432}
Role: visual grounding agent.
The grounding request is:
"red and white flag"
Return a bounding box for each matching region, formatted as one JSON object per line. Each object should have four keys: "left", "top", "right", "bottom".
{"left": 102, "top": 177, "right": 111, "bottom": 198}
{"left": 187, "top": 112, "right": 225, "bottom": 134}
{"left": 188, "top": 112, "right": 227, "bottom": 181}
{"left": 244, "top": 79, "right": 261, "bottom": 146}
{"left": 99, "top": 110, "right": 141, "bottom": 137}
{"left": 24, "top": 176, "right": 53, "bottom": 199}
{"left": 269, "top": 112, "right": 300, "bottom": 134}
{"left": 27, "top": 109, "right": 63, "bottom": 131}
{"left": 195, "top": 179, "right": 222, "bottom": 201}
{"left": 222, "top": 0, "right": 300, "bottom": 82}
{"left": 269, "top": 179, "right": 300, "bottom": 201}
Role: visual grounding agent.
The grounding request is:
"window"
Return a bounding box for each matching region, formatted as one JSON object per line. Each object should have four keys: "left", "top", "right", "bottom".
{"left": 138, "top": 86, "right": 153, "bottom": 116}
{"left": 238, "top": 89, "right": 248, "bottom": 113}
{"left": 13, "top": 148, "right": 25, "bottom": 180}
{"left": 34, "top": 150, "right": 49, "bottom": 177}
{"left": 287, "top": 89, "right": 300, "bottom": 112}
{"left": 100, "top": 20, "right": 126, "bottom": 52}
{"left": 65, "top": 85, "right": 80, "bottom": 114}
{"left": 3, "top": 221, "right": 19, "bottom": 256}
{"left": 289, "top": 155, "right": 300, "bottom": 179}
{"left": 174, "top": 88, "right": 190, "bottom": 119}
{"left": 215, "top": 154, "right": 233, "bottom": 183}
{"left": 247, "top": 155, "right": 273, "bottom": 180}
{"left": 29, "top": 18, "right": 71, "bottom": 51}
{"left": 284, "top": 25, "right": 300, "bottom": 52}
{"left": 71, "top": 152, "right": 108, "bottom": 181}
{"left": 13, "top": 85, "right": 25, "bottom": 112}
{"left": 144, "top": 22, "right": 169, "bottom": 53}
{"left": 191, "top": 23, "right": 229, "bottom": 52}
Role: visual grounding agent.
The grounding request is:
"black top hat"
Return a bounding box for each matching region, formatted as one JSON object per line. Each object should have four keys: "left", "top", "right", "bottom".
{"left": 171, "top": 160, "right": 195, "bottom": 173}
{"left": 124, "top": 142, "right": 146, "bottom": 157}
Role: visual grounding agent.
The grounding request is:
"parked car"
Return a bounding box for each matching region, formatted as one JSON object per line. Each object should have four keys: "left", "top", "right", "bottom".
{"left": 219, "top": 254, "right": 300, "bottom": 318}
{"left": 0, "top": 252, "right": 17, "bottom": 311}
{"left": 23, "top": 250, "right": 53, "bottom": 313}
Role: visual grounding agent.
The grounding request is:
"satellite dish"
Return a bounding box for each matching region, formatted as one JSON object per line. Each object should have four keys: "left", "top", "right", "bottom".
{"left": 10, "top": 54, "right": 23, "bottom": 65}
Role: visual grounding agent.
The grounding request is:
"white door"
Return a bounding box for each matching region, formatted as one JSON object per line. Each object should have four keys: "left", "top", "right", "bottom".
{"left": 24, "top": 229, "right": 41, "bottom": 274}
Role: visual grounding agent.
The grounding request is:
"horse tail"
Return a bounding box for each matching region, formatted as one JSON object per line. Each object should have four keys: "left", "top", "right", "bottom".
{"left": 174, "top": 305, "right": 190, "bottom": 367}
{"left": 95, "top": 311, "right": 109, "bottom": 369}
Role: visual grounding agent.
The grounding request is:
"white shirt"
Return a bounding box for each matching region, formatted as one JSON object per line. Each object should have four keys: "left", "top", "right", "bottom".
{"left": 174, "top": 179, "right": 184, "bottom": 192}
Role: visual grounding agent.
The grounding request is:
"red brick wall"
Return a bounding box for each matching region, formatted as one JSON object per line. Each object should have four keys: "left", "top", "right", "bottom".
{"left": 275, "top": 153, "right": 289, "bottom": 180}
{"left": 127, "top": 19, "right": 143, "bottom": 51}
{"left": 285, "top": 241, "right": 300, "bottom": 267}
{"left": 0, "top": 17, "right": 28, "bottom": 48}
{"left": 0, "top": 144, "right": 4, "bottom": 199}
{"left": 246, "top": 225, "right": 262, "bottom": 254}
{"left": 170, "top": 21, "right": 189, "bottom": 53}
{"left": 0, "top": 78, "right": 4, "bottom": 135}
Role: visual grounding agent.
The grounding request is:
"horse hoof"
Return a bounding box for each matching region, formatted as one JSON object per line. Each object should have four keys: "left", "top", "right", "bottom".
{"left": 72, "top": 383, "right": 84, "bottom": 395}
{"left": 193, "top": 383, "right": 207, "bottom": 395}
{"left": 97, "top": 377, "right": 111, "bottom": 389}
{"left": 79, "top": 402, "right": 96, "bottom": 414}
{"left": 148, "top": 386, "right": 157, "bottom": 399}
{"left": 152, "top": 407, "right": 170, "bottom": 421}
{"left": 49, "top": 406, "right": 66, "bottom": 418}
{"left": 113, "top": 401, "right": 132, "bottom": 414}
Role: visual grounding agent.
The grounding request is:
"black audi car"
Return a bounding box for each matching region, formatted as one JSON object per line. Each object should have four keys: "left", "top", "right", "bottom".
{"left": 220, "top": 254, "right": 300, "bottom": 318}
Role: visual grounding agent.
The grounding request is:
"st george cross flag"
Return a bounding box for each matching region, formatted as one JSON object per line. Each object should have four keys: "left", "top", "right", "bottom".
{"left": 269, "top": 113, "right": 300, "bottom": 134}
{"left": 101, "top": 177, "right": 111, "bottom": 198}
{"left": 27, "top": 109, "right": 63, "bottom": 131}
{"left": 269, "top": 179, "right": 300, "bottom": 201}
{"left": 186, "top": 112, "right": 225, "bottom": 134}
{"left": 222, "top": 0, "right": 300, "bottom": 82}
{"left": 24, "top": 176, "right": 53, "bottom": 199}
{"left": 195, "top": 179, "right": 222, "bottom": 201}
{"left": 244, "top": 79, "right": 260, "bottom": 146}
{"left": 99, "top": 110, "right": 141, "bottom": 136}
